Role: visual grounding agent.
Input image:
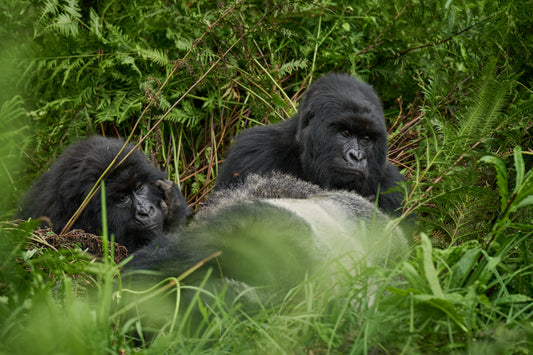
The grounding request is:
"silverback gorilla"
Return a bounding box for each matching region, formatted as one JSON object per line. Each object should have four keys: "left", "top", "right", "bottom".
{"left": 126, "top": 174, "right": 408, "bottom": 307}
{"left": 216, "top": 73, "right": 407, "bottom": 215}
{"left": 18, "top": 136, "right": 191, "bottom": 252}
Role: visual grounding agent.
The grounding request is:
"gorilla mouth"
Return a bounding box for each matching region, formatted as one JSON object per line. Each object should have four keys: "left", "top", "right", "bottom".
{"left": 333, "top": 166, "right": 368, "bottom": 178}
{"left": 137, "top": 222, "right": 162, "bottom": 232}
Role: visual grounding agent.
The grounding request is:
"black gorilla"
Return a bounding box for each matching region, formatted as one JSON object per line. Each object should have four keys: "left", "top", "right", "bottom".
{"left": 18, "top": 136, "right": 191, "bottom": 252}
{"left": 127, "top": 174, "right": 408, "bottom": 304}
{"left": 216, "top": 73, "right": 407, "bottom": 215}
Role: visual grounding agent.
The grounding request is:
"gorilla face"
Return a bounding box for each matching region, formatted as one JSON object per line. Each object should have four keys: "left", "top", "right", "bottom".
{"left": 114, "top": 183, "right": 163, "bottom": 231}
{"left": 18, "top": 136, "right": 190, "bottom": 252}
{"left": 102, "top": 169, "right": 167, "bottom": 251}
{"left": 334, "top": 124, "right": 375, "bottom": 179}
{"left": 297, "top": 74, "right": 388, "bottom": 194}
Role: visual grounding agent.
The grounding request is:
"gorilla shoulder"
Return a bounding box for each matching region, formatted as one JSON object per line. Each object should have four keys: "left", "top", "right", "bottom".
{"left": 216, "top": 119, "right": 301, "bottom": 189}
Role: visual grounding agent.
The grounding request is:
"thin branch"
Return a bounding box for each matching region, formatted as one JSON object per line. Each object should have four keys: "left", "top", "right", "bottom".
{"left": 369, "top": 16, "right": 493, "bottom": 69}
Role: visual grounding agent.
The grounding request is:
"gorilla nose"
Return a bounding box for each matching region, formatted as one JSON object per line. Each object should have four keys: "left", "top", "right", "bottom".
{"left": 136, "top": 204, "right": 155, "bottom": 220}
{"left": 347, "top": 149, "right": 364, "bottom": 163}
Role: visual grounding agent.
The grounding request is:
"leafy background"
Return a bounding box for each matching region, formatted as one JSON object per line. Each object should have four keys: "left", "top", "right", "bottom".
{"left": 1, "top": 0, "right": 532, "bottom": 353}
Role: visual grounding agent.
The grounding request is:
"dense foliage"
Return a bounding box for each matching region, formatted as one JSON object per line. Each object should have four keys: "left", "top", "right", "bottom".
{"left": 1, "top": 0, "right": 532, "bottom": 353}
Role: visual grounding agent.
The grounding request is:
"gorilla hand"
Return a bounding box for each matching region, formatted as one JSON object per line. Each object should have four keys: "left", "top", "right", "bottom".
{"left": 156, "top": 179, "right": 191, "bottom": 225}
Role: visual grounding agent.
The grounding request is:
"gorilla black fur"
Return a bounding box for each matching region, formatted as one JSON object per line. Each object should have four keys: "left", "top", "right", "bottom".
{"left": 216, "top": 72, "right": 407, "bottom": 215}
{"left": 18, "top": 136, "right": 190, "bottom": 252}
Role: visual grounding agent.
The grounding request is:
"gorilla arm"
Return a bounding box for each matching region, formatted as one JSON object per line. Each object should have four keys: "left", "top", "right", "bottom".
{"left": 375, "top": 162, "right": 407, "bottom": 214}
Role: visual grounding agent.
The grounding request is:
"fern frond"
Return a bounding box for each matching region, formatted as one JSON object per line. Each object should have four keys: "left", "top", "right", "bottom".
{"left": 40, "top": 0, "right": 82, "bottom": 37}
{"left": 0, "top": 96, "right": 26, "bottom": 123}
{"left": 452, "top": 62, "right": 513, "bottom": 153}
{"left": 136, "top": 47, "right": 170, "bottom": 67}
{"left": 278, "top": 58, "right": 309, "bottom": 77}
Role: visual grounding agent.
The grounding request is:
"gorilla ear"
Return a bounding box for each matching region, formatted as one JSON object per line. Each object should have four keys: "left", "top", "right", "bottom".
{"left": 298, "top": 109, "right": 314, "bottom": 130}
{"left": 296, "top": 110, "right": 314, "bottom": 143}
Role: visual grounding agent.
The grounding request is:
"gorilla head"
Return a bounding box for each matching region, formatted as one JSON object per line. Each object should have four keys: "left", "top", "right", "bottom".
{"left": 296, "top": 73, "right": 388, "bottom": 192}
{"left": 18, "top": 136, "right": 190, "bottom": 252}
{"left": 216, "top": 73, "right": 406, "bottom": 215}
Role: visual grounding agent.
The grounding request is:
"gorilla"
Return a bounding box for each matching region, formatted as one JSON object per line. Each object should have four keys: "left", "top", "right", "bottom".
{"left": 216, "top": 73, "right": 407, "bottom": 215}
{"left": 126, "top": 174, "right": 408, "bottom": 307}
{"left": 18, "top": 136, "right": 191, "bottom": 252}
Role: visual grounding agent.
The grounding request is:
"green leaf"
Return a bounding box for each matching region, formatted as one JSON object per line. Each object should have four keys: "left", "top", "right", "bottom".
{"left": 513, "top": 146, "right": 524, "bottom": 192}
{"left": 493, "top": 294, "right": 532, "bottom": 306}
{"left": 401, "top": 262, "right": 428, "bottom": 293}
{"left": 479, "top": 155, "right": 509, "bottom": 212}
{"left": 119, "top": 55, "right": 141, "bottom": 76}
{"left": 477, "top": 252, "right": 501, "bottom": 286}
{"left": 420, "top": 233, "right": 444, "bottom": 298}
{"left": 449, "top": 248, "right": 481, "bottom": 288}
{"left": 511, "top": 164, "right": 533, "bottom": 213}
{"left": 385, "top": 287, "right": 422, "bottom": 296}
{"left": 278, "top": 58, "right": 309, "bottom": 77}
{"left": 412, "top": 295, "right": 468, "bottom": 332}
{"left": 509, "top": 222, "right": 533, "bottom": 231}
{"left": 514, "top": 195, "right": 533, "bottom": 210}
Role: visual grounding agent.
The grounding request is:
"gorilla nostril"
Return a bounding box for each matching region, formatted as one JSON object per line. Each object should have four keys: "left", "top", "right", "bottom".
{"left": 135, "top": 201, "right": 155, "bottom": 220}
{"left": 136, "top": 204, "right": 155, "bottom": 219}
{"left": 347, "top": 149, "right": 362, "bottom": 163}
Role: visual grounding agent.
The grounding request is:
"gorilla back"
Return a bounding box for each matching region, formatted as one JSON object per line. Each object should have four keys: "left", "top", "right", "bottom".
{"left": 127, "top": 174, "right": 408, "bottom": 305}
{"left": 18, "top": 136, "right": 190, "bottom": 252}
{"left": 216, "top": 73, "right": 408, "bottom": 216}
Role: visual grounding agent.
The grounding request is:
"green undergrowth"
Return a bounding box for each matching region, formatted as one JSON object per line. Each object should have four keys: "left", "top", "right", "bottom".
{"left": 1, "top": 0, "right": 532, "bottom": 353}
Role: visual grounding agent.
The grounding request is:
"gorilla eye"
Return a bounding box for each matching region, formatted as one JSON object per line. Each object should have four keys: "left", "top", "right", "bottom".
{"left": 118, "top": 194, "right": 130, "bottom": 203}
{"left": 136, "top": 183, "right": 143, "bottom": 191}
{"left": 342, "top": 130, "right": 352, "bottom": 137}
{"left": 361, "top": 135, "right": 372, "bottom": 142}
